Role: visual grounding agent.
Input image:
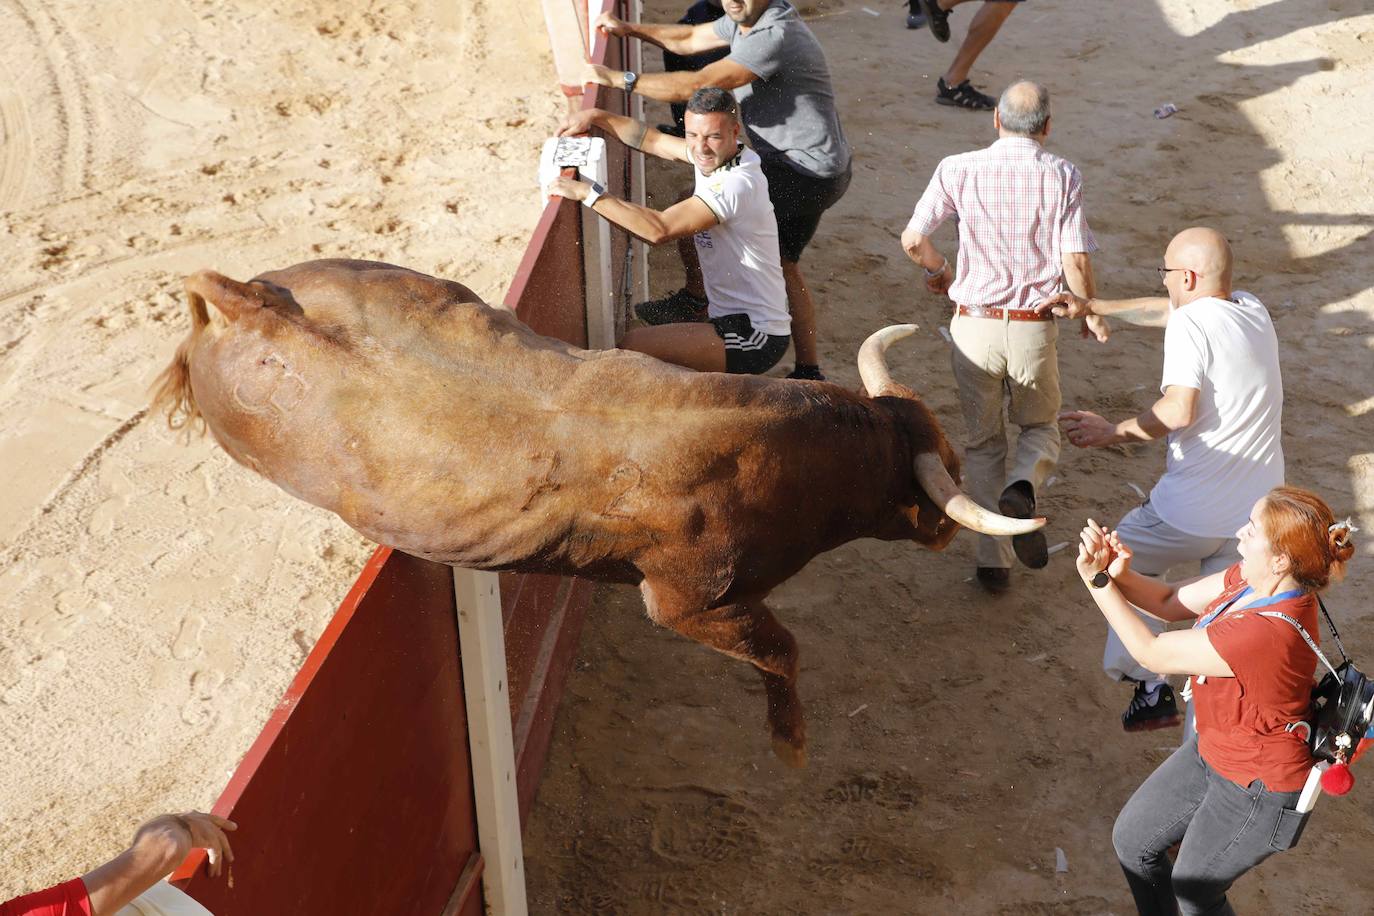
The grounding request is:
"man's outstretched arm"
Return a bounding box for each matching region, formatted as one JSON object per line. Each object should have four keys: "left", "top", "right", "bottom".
{"left": 1036, "top": 290, "right": 1170, "bottom": 328}
{"left": 593, "top": 12, "right": 729, "bottom": 55}
{"left": 1060, "top": 385, "right": 1199, "bottom": 449}
{"left": 558, "top": 108, "right": 687, "bottom": 164}
{"left": 583, "top": 56, "right": 758, "bottom": 104}
{"left": 546, "top": 178, "right": 717, "bottom": 245}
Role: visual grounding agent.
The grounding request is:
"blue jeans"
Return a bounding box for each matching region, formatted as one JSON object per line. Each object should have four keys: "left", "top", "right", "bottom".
{"left": 1112, "top": 736, "right": 1310, "bottom": 915}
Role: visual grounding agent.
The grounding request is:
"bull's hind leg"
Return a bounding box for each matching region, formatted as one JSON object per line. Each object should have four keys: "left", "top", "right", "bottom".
{"left": 640, "top": 581, "right": 805, "bottom": 768}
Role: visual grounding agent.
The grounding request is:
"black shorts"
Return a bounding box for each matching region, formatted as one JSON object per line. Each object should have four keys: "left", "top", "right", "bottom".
{"left": 711, "top": 313, "right": 790, "bottom": 375}
{"left": 760, "top": 157, "right": 853, "bottom": 263}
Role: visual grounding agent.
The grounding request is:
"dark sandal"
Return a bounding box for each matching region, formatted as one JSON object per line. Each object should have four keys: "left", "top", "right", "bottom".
{"left": 915, "top": 0, "right": 950, "bottom": 41}
{"left": 936, "top": 78, "right": 995, "bottom": 111}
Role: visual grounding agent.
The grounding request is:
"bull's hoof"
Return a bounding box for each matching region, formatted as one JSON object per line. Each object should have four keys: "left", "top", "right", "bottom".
{"left": 771, "top": 734, "right": 808, "bottom": 769}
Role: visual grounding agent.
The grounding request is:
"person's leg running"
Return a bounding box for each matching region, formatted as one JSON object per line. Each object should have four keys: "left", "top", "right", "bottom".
{"left": 944, "top": 2, "right": 1017, "bottom": 86}
{"left": 1112, "top": 736, "right": 1211, "bottom": 916}
{"left": 620, "top": 323, "right": 728, "bottom": 372}
{"left": 950, "top": 311, "right": 1013, "bottom": 571}
{"left": 1005, "top": 319, "right": 1060, "bottom": 497}
{"left": 783, "top": 260, "right": 819, "bottom": 366}
{"left": 1170, "top": 765, "right": 1303, "bottom": 916}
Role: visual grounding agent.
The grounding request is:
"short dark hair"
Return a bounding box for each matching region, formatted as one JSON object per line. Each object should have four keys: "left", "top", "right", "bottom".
{"left": 686, "top": 87, "right": 739, "bottom": 120}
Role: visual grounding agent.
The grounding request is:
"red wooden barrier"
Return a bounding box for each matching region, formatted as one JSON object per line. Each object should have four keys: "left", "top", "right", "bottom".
{"left": 172, "top": 549, "right": 483, "bottom": 916}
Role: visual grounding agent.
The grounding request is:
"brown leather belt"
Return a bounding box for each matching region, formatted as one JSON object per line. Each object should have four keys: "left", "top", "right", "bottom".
{"left": 957, "top": 304, "right": 1052, "bottom": 322}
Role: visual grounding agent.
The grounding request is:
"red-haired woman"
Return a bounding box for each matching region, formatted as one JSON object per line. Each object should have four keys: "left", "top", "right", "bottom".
{"left": 1075, "top": 485, "right": 1358, "bottom": 916}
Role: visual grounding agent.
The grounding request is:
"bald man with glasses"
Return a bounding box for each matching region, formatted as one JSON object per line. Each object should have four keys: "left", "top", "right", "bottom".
{"left": 1039, "top": 227, "right": 1286, "bottom": 734}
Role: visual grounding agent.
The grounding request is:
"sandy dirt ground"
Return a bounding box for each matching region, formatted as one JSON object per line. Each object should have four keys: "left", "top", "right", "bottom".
{"left": 2, "top": 0, "right": 1372, "bottom": 912}
{"left": 522, "top": 0, "right": 1374, "bottom": 913}
{"left": 0, "top": 0, "right": 561, "bottom": 893}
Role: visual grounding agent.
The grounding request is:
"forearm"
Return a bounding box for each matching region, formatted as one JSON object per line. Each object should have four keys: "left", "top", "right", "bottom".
{"left": 1090, "top": 584, "right": 1170, "bottom": 670}
{"left": 625, "top": 21, "right": 698, "bottom": 53}
{"left": 1112, "top": 569, "right": 1193, "bottom": 623}
{"left": 631, "top": 69, "right": 708, "bottom": 103}
{"left": 83, "top": 836, "right": 183, "bottom": 916}
{"left": 1085, "top": 296, "right": 1169, "bottom": 327}
{"left": 585, "top": 110, "right": 653, "bottom": 154}
{"left": 901, "top": 230, "right": 945, "bottom": 272}
{"left": 1062, "top": 253, "right": 1096, "bottom": 299}
{"left": 589, "top": 196, "right": 685, "bottom": 244}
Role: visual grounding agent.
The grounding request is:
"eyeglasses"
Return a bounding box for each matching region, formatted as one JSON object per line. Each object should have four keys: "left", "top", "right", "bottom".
{"left": 1156, "top": 266, "right": 1201, "bottom": 281}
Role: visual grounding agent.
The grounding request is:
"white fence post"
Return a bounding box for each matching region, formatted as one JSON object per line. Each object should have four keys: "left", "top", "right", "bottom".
{"left": 453, "top": 568, "right": 528, "bottom": 916}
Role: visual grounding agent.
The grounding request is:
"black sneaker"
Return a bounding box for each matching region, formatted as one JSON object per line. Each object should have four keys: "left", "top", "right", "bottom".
{"left": 656, "top": 122, "right": 685, "bottom": 138}
{"left": 1122, "top": 680, "right": 1181, "bottom": 732}
{"left": 915, "top": 0, "right": 950, "bottom": 41}
{"left": 935, "top": 78, "right": 995, "bottom": 111}
{"left": 633, "top": 288, "right": 708, "bottom": 325}
{"left": 906, "top": 1, "right": 927, "bottom": 29}
{"left": 999, "top": 480, "right": 1048, "bottom": 569}
{"left": 785, "top": 363, "right": 826, "bottom": 381}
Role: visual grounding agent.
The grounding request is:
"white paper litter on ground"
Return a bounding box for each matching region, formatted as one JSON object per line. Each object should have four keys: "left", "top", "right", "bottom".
{"left": 1126, "top": 482, "right": 1146, "bottom": 499}
{"left": 1055, "top": 847, "right": 1069, "bottom": 872}
{"left": 1047, "top": 541, "right": 1070, "bottom": 556}
{"left": 861, "top": 6, "right": 881, "bottom": 15}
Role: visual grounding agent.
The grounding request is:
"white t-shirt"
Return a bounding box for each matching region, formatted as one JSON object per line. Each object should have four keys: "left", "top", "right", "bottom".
{"left": 1149, "top": 291, "right": 1284, "bottom": 537}
{"left": 692, "top": 146, "right": 791, "bottom": 336}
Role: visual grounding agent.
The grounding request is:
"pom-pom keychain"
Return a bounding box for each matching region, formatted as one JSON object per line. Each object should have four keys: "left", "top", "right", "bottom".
{"left": 1321, "top": 760, "right": 1355, "bottom": 795}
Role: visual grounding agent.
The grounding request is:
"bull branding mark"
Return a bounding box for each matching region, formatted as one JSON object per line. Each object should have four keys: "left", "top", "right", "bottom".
{"left": 231, "top": 352, "right": 308, "bottom": 426}
{"left": 520, "top": 452, "right": 561, "bottom": 511}
{"left": 601, "top": 461, "right": 643, "bottom": 519}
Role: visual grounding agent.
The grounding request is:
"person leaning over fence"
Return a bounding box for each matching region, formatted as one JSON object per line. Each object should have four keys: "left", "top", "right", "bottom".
{"left": 1, "top": 811, "right": 234, "bottom": 916}
{"left": 586, "top": 0, "right": 851, "bottom": 381}
{"left": 546, "top": 88, "right": 790, "bottom": 376}
{"left": 1073, "top": 487, "right": 1357, "bottom": 916}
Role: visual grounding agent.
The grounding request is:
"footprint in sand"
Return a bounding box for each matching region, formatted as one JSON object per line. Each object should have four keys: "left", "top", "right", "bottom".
{"left": 171, "top": 613, "right": 205, "bottom": 660}
{"left": 180, "top": 668, "right": 224, "bottom": 726}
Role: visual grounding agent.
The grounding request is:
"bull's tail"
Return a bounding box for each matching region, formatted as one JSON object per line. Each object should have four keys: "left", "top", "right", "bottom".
{"left": 149, "top": 274, "right": 214, "bottom": 433}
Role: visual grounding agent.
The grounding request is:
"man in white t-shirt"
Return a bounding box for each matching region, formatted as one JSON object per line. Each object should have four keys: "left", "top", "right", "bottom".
{"left": 545, "top": 88, "right": 791, "bottom": 375}
{"left": 1040, "top": 227, "right": 1284, "bottom": 731}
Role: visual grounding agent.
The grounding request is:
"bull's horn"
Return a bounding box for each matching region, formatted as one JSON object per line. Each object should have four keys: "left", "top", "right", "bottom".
{"left": 857, "top": 324, "right": 918, "bottom": 397}
{"left": 914, "top": 453, "right": 1046, "bottom": 536}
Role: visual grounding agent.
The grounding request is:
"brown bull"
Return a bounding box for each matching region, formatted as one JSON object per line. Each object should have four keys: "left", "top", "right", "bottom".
{"left": 151, "top": 259, "right": 1042, "bottom": 766}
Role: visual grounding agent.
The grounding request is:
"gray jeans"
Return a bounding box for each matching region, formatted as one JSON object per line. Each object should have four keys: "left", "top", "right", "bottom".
{"left": 1112, "top": 735, "right": 1309, "bottom": 916}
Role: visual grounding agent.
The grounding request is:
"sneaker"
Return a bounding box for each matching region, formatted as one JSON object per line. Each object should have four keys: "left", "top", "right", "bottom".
{"left": 915, "top": 0, "right": 950, "bottom": 41}
{"left": 906, "top": 2, "right": 927, "bottom": 29}
{"left": 999, "top": 480, "right": 1048, "bottom": 569}
{"left": 1122, "top": 680, "right": 1181, "bottom": 732}
{"left": 935, "top": 77, "right": 995, "bottom": 111}
{"left": 785, "top": 363, "right": 826, "bottom": 381}
{"left": 656, "top": 122, "right": 685, "bottom": 138}
{"left": 633, "top": 288, "right": 707, "bottom": 325}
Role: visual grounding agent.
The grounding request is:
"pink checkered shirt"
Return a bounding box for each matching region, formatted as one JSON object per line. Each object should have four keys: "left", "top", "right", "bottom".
{"left": 906, "top": 137, "right": 1097, "bottom": 313}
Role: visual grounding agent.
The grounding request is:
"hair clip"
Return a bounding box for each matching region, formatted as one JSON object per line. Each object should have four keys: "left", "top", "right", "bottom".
{"left": 1329, "top": 517, "right": 1359, "bottom": 547}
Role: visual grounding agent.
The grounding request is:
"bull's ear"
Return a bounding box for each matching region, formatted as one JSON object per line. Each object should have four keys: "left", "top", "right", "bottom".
{"left": 184, "top": 271, "right": 296, "bottom": 321}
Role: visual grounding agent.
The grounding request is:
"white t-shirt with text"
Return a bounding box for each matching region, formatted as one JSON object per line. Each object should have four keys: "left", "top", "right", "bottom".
{"left": 692, "top": 146, "right": 790, "bottom": 337}
{"left": 1149, "top": 291, "right": 1284, "bottom": 537}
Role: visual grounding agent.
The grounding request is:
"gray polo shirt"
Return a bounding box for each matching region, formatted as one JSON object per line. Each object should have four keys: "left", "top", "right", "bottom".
{"left": 713, "top": 0, "right": 851, "bottom": 179}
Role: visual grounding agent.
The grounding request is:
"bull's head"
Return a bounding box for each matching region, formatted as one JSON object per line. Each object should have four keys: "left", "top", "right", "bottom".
{"left": 856, "top": 325, "right": 1046, "bottom": 545}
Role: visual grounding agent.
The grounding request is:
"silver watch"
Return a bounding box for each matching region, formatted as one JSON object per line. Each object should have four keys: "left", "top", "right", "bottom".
{"left": 623, "top": 70, "right": 638, "bottom": 94}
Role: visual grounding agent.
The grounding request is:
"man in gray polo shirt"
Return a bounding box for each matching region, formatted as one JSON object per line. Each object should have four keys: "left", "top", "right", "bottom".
{"left": 586, "top": 0, "right": 852, "bottom": 382}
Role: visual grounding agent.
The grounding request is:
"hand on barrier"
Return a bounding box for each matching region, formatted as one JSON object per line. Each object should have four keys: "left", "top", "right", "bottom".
{"left": 558, "top": 108, "right": 599, "bottom": 138}
{"left": 544, "top": 176, "right": 589, "bottom": 203}
{"left": 135, "top": 811, "right": 238, "bottom": 878}
{"left": 594, "top": 12, "right": 632, "bottom": 37}
{"left": 581, "top": 62, "right": 616, "bottom": 89}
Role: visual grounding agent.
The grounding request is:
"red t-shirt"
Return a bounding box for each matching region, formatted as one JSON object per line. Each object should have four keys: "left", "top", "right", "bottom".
{"left": 1194, "top": 564, "right": 1319, "bottom": 792}
{"left": 0, "top": 879, "right": 92, "bottom": 916}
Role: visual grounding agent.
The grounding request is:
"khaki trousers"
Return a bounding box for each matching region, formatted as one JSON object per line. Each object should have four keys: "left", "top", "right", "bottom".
{"left": 950, "top": 311, "right": 1061, "bottom": 569}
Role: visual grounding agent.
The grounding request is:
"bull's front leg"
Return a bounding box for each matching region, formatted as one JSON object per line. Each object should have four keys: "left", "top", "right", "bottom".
{"left": 639, "top": 580, "right": 806, "bottom": 768}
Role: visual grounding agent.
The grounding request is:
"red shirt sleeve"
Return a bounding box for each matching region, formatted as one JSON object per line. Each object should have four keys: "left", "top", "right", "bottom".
{"left": 0, "top": 879, "right": 92, "bottom": 916}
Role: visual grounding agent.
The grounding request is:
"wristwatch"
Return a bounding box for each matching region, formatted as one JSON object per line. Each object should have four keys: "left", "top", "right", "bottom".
{"left": 623, "top": 70, "right": 638, "bottom": 94}
{"left": 1090, "top": 570, "right": 1111, "bottom": 589}
{"left": 582, "top": 180, "right": 607, "bottom": 209}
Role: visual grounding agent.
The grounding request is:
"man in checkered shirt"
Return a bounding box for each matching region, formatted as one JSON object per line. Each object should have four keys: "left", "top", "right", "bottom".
{"left": 900, "top": 80, "right": 1106, "bottom": 593}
